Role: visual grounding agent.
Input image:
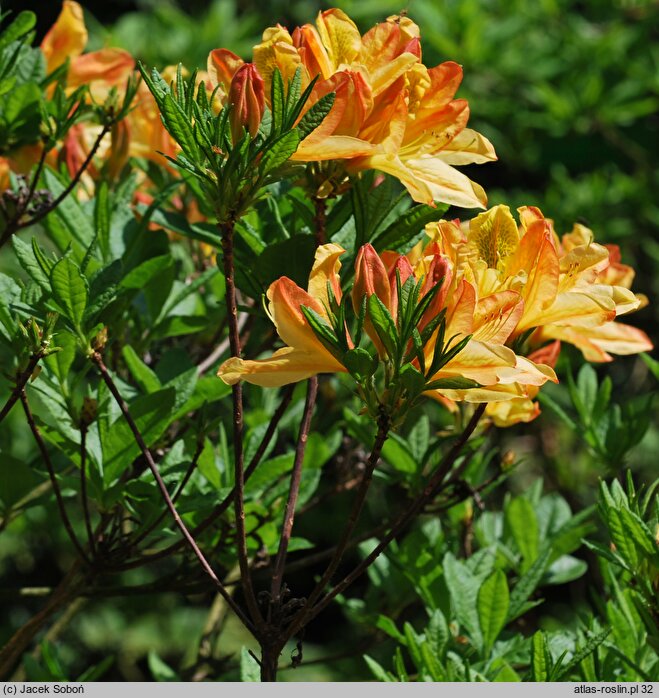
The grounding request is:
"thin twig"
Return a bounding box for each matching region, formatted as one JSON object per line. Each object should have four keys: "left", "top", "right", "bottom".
{"left": 91, "top": 351, "right": 254, "bottom": 634}
{"left": 0, "top": 562, "right": 85, "bottom": 681}
{"left": 17, "top": 126, "right": 110, "bottom": 232}
{"left": 270, "top": 377, "right": 318, "bottom": 604}
{"left": 219, "top": 218, "right": 264, "bottom": 631}
{"left": 313, "top": 197, "right": 327, "bottom": 247}
{"left": 113, "top": 385, "right": 295, "bottom": 571}
{"left": 284, "top": 415, "right": 390, "bottom": 641}
{"left": 79, "top": 424, "right": 96, "bottom": 555}
{"left": 0, "top": 148, "right": 47, "bottom": 249}
{"left": 196, "top": 311, "right": 249, "bottom": 375}
{"left": 301, "top": 404, "right": 486, "bottom": 627}
{"left": 129, "top": 439, "right": 204, "bottom": 548}
{"left": 0, "top": 352, "right": 44, "bottom": 425}
{"left": 20, "top": 391, "right": 91, "bottom": 566}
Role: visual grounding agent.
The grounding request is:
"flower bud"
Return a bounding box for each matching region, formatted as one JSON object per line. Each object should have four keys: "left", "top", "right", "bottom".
{"left": 387, "top": 254, "right": 414, "bottom": 321}
{"left": 352, "top": 244, "right": 392, "bottom": 357}
{"left": 228, "top": 63, "right": 265, "bottom": 145}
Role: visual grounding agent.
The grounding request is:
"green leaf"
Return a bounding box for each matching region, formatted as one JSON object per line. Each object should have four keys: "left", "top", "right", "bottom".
{"left": 120, "top": 255, "right": 174, "bottom": 290}
{"left": 477, "top": 570, "right": 510, "bottom": 654}
{"left": 443, "top": 552, "right": 483, "bottom": 650}
{"left": 400, "top": 363, "right": 426, "bottom": 397}
{"left": 297, "top": 92, "right": 335, "bottom": 139}
{"left": 364, "top": 656, "right": 395, "bottom": 682}
{"left": 531, "top": 631, "right": 550, "bottom": 681}
{"left": 254, "top": 235, "right": 317, "bottom": 290}
{"left": 45, "top": 331, "right": 77, "bottom": 386}
{"left": 0, "top": 11, "right": 36, "bottom": 51}
{"left": 147, "top": 651, "right": 179, "bottom": 682}
{"left": 260, "top": 130, "right": 300, "bottom": 174}
{"left": 161, "top": 93, "right": 198, "bottom": 161}
{"left": 143, "top": 207, "right": 222, "bottom": 248}
{"left": 122, "top": 346, "right": 161, "bottom": 394}
{"left": 343, "top": 347, "right": 377, "bottom": 380}
{"left": 507, "top": 547, "right": 551, "bottom": 621}
{"left": 101, "top": 388, "right": 177, "bottom": 482}
{"left": 553, "top": 628, "right": 611, "bottom": 680}
{"left": 239, "top": 648, "right": 260, "bottom": 682}
{"left": 41, "top": 168, "right": 95, "bottom": 248}
{"left": 50, "top": 257, "right": 88, "bottom": 330}
{"left": 375, "top": 615, "right": 404, "bottom": 642}
{"left": 367, "top": 294, "right": 398, "bottom": 358}
{"left": 94, "top": 181, "right": 111, "bottom": 261}
{"left": 424, "top": 377, "right": 480, "bottom": 391}
{"left": 381, "top": 435, "right": 417, "bottom": 474}
{"left": 641, "top": 353, "right": 659, "bottom": 382}
{"left": 12, "top": 236, "right": 50, "bottom": 291}
{"left": 506, "top": 496, "right": 539, "bottom": 570}
{"left": 372, "top": 203, "right": 449, "bottom": 251}
{"left": 300, "top": 305, "right": 340, "bottom": 355}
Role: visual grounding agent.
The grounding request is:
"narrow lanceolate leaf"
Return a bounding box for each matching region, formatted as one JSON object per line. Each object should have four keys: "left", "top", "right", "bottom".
{"left": 367, "top": 294, "right": 398, "bottom": 358}
{"left": 12, "top": 237, "right": 50, "bottom": 291}
{"left": 507, "top": 547, "right": 551, "bottom": 621}
{"left": 477, "top": 570, "right": 510, "bottom": 654}
{"left": 531, "top": 631, "right": 551, "bottom": 681}
{"left": 297, "top": 93, "right": 335, "bottom": 139}
{"left": 161, "top": 93, "right": 198, "bottom": 161}
{"left": 372, "top": 203, "right": 449, "bottom": 251}
{"left": 0, "top": 11, "right": 36, "bottom": 51}
{"left": 424, "top": 377, "right": 480, "bottom": 392}
{"left": 343, "top": 347, "right": 377, "bottom": 380}
{"left": 552, "top": 628, "right": 611, "bottom": 680}
{"left": 506, "top": 496, "right": 539, "bottom": 569}
{"left": 300, "top": 306, "right": 341, "bottom": 356}
{"left": 50, "top": 257, "right": 88, "bottom": 330}
{"left": 260, "top": 130, "right": 300, "bottom": 175}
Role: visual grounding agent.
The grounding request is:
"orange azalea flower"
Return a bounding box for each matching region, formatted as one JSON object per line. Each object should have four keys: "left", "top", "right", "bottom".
{"left": 218, "top": 244, "right": 348, "bottom": 387}
{"left": 208, "top": 9, "right": 495, "bottom": 208}
{"left": 219, "top": 241, "right": 554, "bottom": 402}
{"left": 41, "top": 1, "right": 134, "bottom": 101}
{"left": 421, "top": 205, "right": 652, "bottom": 424}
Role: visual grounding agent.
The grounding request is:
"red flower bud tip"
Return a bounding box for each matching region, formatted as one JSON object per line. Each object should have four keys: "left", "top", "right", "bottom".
{"left": 228, "top": 63, "right": 265, "bottom": 145}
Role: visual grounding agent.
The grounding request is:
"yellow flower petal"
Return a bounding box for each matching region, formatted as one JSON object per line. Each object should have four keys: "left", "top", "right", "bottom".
{"left": 307, "top": 243, "right": 346, "bottom": 309}
{"left": 267, "top": 277, "right": 328, "bottom": 354}
{"left": 315, "top": 9, "right": 361, "bottom": 70}
{"left": 41, "top": 1, "right": 87, "bottom": 73}
{"left": 218, "top": 347, "right": 345, "bottom": 387}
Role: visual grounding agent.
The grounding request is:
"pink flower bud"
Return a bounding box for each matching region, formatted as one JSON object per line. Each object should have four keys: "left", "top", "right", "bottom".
{"left": 228, "top": 63, "right": 265, "bottom": 145}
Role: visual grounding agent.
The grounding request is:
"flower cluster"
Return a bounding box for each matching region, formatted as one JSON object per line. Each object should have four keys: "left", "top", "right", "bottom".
{"left": 207, "top": 9, "right": 496, "bottom": 207}
{"left": 0, "top": 1, "right": 176, "bottom": 191}
{"left": 218, "top": 204, "right": 651, "bottom": 426}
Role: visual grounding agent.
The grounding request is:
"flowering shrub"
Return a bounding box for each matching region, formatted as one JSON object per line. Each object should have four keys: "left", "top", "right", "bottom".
{"left": 0, "top": 2, "right": 656, "bottom": 683}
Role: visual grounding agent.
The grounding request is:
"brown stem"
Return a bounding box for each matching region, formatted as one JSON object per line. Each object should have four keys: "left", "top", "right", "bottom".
{"left": 0, "top": 147, "right": 47, "bottom": 249}
{"left": 17, "top": 126, "right": 110, "bottom": 232}
{"left": 0, "top": 352, "right": 44, "bottom": 425}
{"left": 79, "top": 424, "right": 96, "bottom": 555}
{"left": 270, "top": 377, "right": 318, "bottom": 604}
{"left": 260, "top": 645, "right": 279, "bottom": 682}
{"left": 219, "top": 219, "right": 264, "bottom": 631}
{"left": 129, "top": 439, "right": 204, "bottom": 548}
{"left": 20, "top": 391, "right": 91, "bottom": 565}
{"left": 303, "top": 404, "right": 486, "bottom": 626}
{"left": 312, "top": 197, "right": 327, "bottom": 247}
{"left": 284, "top": 415, "right": 390, "bottom": 642}
{"left": 91, "top": 352, "right": 254, "bottom": 634}
{"left": 0, "top": 562, "right": 86, "bottom": 680}
{"left": 113, "top": 385, "right": 294, "bottom": 571}
{"left": 196, "top": 311, "right": 249, "bottom": 375}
